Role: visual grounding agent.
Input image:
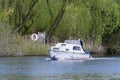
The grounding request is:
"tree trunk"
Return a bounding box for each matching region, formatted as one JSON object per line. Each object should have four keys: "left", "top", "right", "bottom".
{"left": 8, "top": 0, "right": 12, "bottom": 25}
{"left": 13, "top": 0, "right": 38, "bottom": 35}
{"left": 1, "top": 0, "right": 5, "bottom": 9}
{"left": 47, "top": 0, "right": 66, "bottom": 43}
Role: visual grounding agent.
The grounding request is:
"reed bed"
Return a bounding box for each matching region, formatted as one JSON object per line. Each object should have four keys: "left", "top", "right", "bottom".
{"left": 0, "top": 23, "right": 49, "bottom": 56}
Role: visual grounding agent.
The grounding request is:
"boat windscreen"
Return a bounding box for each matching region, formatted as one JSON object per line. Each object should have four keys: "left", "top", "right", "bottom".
{"left": 64, "top": 40, "right": 80, "bottom": 44}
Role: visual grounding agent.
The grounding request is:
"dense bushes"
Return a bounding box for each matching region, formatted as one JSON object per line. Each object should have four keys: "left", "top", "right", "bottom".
{"left": 0, "top": 23, "right": 49, "bottom": 56}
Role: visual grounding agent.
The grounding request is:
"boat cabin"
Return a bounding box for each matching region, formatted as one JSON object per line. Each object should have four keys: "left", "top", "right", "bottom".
{"left": 49, "top": 40, "right": 91, "bottom": 60}
{"left": 51, "top": 43, "right": 85, "bottom": 53}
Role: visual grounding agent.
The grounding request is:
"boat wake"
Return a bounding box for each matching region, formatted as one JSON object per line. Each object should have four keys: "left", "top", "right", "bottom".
{"left": 45, "top": 58, "right": 51, "bottom": 61}
{"left": 92, "top": 57, "right": 119, "bottom": 60}
{"left": 45, "top": 57, "right": 91, "bottom": 62}
{"left": 45, "top": 57, "right": 119, "bottom": 62}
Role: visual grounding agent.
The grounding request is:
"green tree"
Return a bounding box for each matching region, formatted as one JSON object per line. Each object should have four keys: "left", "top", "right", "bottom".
{"left": 46, "top": 0, "right": 66, "bottom": 42}
{"left": 12, "top": 0, "right": 38, "bottom": 35}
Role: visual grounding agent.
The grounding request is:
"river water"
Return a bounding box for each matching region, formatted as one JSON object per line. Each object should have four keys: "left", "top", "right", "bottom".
{"left": 0, "top": 57, "right": 120, "bottom": 80}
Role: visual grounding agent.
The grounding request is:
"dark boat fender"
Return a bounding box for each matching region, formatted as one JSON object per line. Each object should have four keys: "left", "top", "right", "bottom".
{"left": 51, "top": 55, "right": 57, "bottom": 60}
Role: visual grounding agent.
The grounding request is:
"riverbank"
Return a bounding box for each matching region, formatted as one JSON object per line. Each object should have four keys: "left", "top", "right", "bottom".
{"left": 0, "top": 33, "right": 119, "bottom": 57}
{"left": 0, "top": 34, "right": 120, "bottom": 57}
{"left": 0, "top": 23, "right": 120, "bottom": 57}
{"left": 0, "top": 34, "right": 49, "bottom": 56}
{"left": 0, "top": 24, "right": 49, "bottom": 56}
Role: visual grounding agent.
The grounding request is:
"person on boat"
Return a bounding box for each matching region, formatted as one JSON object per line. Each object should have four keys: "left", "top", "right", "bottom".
{"left": 78, "top": 39, "right": 83, "bottom": 47}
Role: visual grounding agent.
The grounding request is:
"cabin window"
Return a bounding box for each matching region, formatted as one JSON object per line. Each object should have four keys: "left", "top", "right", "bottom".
{"left": 61, "top": 44, "right": 66, "bottom": 46}
{"left": 53, "top": 48, "right": 59, "bottom": 50}
{"left": 73, "top": 46, "right": 80, "bottom": 51}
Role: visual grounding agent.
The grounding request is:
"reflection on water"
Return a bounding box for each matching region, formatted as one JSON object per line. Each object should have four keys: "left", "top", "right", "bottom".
{"left": 0, "top": 57, "right": 120, "bottom": 80}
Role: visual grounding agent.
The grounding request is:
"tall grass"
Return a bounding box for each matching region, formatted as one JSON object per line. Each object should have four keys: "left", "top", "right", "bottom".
{"left": 21, "top": 39, "right": 49, "bottom": 56}
{"left": 0, "top": 23, "right": 49, "bottom": 56}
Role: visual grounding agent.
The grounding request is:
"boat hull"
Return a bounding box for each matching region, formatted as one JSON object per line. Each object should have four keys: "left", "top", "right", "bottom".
{"left": 48, "top": 50, "right": 91, "bottom": 60}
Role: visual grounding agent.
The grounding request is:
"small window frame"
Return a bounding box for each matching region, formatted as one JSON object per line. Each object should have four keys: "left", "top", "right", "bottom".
{"left": 61, "top": 44, "right": 66, "bottom": 46}
{"left": 73, "top": 46, "right": 81, "bottom": 51}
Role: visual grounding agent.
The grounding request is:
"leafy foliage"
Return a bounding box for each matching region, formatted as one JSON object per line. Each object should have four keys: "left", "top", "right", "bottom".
{"left": 0, "top": 0, "right": 120, "bottom": 50}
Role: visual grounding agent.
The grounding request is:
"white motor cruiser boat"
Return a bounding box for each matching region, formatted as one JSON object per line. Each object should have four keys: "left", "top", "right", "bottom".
{"left": 48, "top": 40, "right": 92, "bottom": 60}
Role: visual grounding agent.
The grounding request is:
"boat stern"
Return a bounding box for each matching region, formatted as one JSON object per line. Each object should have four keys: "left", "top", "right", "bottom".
{"left": 48, "top": 50, "right": 57, "bottom": 60}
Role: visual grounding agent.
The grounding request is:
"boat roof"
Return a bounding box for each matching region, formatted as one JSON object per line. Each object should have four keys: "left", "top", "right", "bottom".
{"left": 64, "top": 40, "right": 80, "bottom": 45}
